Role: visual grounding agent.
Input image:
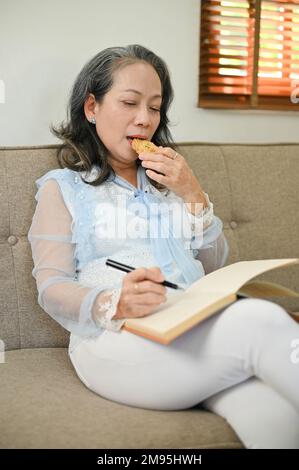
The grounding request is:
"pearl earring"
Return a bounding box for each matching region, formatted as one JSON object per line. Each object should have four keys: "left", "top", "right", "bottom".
{"left": 90, "top": 117, "right": 96, "bottom": 124}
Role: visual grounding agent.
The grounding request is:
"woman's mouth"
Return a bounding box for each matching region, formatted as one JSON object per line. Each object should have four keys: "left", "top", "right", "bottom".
{"left": 126, "top": 136, "right": 147, "bottom": 146}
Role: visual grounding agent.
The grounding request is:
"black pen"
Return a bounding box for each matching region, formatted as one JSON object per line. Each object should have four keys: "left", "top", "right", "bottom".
{"left": 105, "top": 258, "right": 184, "bottom": 290}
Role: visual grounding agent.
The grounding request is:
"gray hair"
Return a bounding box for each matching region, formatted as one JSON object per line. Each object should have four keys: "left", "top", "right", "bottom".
{"left": 50, "top": 44, "right": 175, "bottom": 188}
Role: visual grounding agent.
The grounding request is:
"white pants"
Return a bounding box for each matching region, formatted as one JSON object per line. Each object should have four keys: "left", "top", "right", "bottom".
{"left": 69, "top": 298, "right": 299, "bottom": 448}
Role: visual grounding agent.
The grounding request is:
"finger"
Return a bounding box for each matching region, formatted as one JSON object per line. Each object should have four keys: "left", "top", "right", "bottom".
{"left": 145, "top": 169, "right": 167, "bottom": 184}
{"left": 138, "top": 152, "right": 166, "bottom": 162}
{"left": 133, "top": 292, "right": 167, "bottom": 306}
{"left": 126, "top": 266, "right": 164, "bottom": 283}
{"left": 134, "top": 297, "right": 167, "bottom": 318}
{"left": 132, "top": 279, "right": 166, "bottom": 296}
{"left": 141, "top": 160, "right": 168, "bottom": 174}
{"left": 130, "top": 303, "right": 164, "bottom": 318}
{"left": 156, "top": 147, "right": 178, "bottom": 160}
{"left": 147, "top": 266, "right": 165, "bottom": 282}
{"left": 125, "top": 267, "right": 148, "bottom": 283}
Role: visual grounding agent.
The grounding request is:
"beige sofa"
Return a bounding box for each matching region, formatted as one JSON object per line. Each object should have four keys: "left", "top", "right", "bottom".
{"left": 0, "top": 142, "right": 298, "bottom": 449}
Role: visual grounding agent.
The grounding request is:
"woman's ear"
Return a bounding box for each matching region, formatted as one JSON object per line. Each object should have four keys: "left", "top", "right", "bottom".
{"left": 83, "top": 93, "right": 96, "bottom": 121}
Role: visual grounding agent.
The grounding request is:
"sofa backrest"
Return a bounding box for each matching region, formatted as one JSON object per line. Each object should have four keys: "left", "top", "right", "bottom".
{"left": 1, "top": 143, "right": 299, "bottom": 351}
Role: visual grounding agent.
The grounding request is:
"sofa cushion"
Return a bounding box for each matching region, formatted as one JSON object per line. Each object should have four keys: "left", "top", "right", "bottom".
{"left": 0, "top": 348, "right": 243, "bottom": 449}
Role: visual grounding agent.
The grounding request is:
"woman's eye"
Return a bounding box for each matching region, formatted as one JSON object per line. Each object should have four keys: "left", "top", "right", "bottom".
{"left": 123, "top": 102, "right": 160, "bottom": 112}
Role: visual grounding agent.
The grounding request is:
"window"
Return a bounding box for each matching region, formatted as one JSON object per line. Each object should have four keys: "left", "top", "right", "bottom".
{"left": 199, "top": 0, "right": 299, "bottom": 110}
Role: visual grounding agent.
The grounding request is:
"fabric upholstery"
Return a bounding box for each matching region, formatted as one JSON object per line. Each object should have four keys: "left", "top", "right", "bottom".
{"left": 0, "top": 348, "right": 242, "bottom": 449}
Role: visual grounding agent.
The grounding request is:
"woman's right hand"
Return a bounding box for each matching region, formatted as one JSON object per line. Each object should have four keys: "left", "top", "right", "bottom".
{"left": 113, "top": 267, "right": 167, "bottom": 319}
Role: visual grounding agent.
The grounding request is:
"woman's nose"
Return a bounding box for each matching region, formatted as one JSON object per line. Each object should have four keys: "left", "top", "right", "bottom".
{"left": 134, "top": 107, "right": 151, "bottom": 127}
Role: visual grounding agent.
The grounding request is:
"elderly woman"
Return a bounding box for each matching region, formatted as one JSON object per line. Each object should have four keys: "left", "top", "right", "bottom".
{"left": 28, "top": 44, "right": 299, "bottom": 448}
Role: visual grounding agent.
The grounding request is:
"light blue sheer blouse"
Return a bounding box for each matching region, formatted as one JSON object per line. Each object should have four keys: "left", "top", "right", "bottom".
{"left": 28, "top": 164, "right": 229, "bottom": 353}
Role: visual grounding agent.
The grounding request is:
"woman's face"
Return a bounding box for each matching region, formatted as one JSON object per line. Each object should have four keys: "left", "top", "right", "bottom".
{"left": 85, "top": 62, "right": 162, "bottom": 169}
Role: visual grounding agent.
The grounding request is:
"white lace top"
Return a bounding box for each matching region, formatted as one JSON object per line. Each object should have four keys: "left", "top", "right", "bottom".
{"left": 28, "top": 165, "right": 229, "bottom": 353}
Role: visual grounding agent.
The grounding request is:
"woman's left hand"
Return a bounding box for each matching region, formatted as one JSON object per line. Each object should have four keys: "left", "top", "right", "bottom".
{"left": 139, "top": 146, "right": 207, "bottom": 206}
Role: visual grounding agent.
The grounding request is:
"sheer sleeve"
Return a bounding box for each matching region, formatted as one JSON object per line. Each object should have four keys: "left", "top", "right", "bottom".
{"left": 194, "top": 226, "right": 229, "bottom": 274}
{"left": 185, "top": 193, "right": 229, "bottom": 275}
{"left": 28, "top": 179, "right": 125, "bottom": 336}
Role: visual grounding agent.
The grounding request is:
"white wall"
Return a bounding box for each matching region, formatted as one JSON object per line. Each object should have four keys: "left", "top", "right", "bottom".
{"left": 0, "top": 0, "right": 298, "bottom": 146}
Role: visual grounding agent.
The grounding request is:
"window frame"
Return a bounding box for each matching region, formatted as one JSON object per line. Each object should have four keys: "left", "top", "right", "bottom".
{"left": 198, "top": 0, "right": 299, "bottom": 111}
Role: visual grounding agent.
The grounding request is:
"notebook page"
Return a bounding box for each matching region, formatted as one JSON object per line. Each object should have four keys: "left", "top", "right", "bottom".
{"left": 186, "top": 258, "right": 299, "bottom": 295}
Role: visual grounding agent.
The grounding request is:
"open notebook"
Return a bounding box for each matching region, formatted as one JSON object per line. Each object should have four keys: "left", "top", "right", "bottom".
{"left": 122, "top": 258, "right": 299, "bottom": 345}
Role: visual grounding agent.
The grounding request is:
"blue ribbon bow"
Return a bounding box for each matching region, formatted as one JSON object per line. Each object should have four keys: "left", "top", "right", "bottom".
{"left": 112, "top": 166, "right": 204, "bottom": 287}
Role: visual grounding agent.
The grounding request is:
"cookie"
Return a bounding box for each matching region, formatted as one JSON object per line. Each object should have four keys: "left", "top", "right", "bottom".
{"left": 132, "top": 138, "right": 158, "bottom": 154}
